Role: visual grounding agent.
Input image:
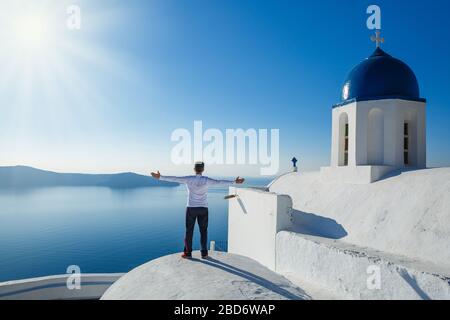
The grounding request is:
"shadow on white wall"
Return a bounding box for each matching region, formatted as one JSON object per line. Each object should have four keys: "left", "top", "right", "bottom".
{"left": 289, "top": 210, "right": 348, "bottom": 239}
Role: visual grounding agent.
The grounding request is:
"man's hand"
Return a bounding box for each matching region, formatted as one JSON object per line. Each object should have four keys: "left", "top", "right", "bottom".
{"left": 151, "top": 171, "right": 161, "bottom": 179}
{"left": 235, "top": 176, "right": 245, "bottom": 184}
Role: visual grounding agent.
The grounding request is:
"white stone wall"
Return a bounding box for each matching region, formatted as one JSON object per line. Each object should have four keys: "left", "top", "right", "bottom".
{"left": 320, "top": 165, "right": 395, "bottom": 184}
{"left": 228, "top": 168, "right": 450, "bottom": 299}
{"left": 0, "top": 274, "right": 123, "bottom": 300}
{"left": 269, "top": 169, "right": 450, "bottom": 269}
{"left": 277, "top": 231, "right": 450, "bottom": 300}
{"left": 227, "top": 187, "right": 293, "bottom": 270}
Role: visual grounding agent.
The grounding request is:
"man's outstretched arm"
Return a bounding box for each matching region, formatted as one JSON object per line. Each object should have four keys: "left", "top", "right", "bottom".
{"left": 207, "top": 176, "right": 245, "bottom": 186}
{"left": 150, "top": 171, "right": 189, "bottom": 184}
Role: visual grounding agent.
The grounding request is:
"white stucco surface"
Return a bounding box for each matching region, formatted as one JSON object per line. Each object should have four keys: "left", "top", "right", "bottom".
{"left": 0, "top": 273, "right": 123, "bottom": 300}
{"left": 227, "top": 187, "right": 292, "bottom": 270}
{"left": 277, "top": 231, "right": 450, "bottom": 300}
{"left": 326, "top": 99, "right": 426, "bottom": 183}
{"left": 269, "top": 168, "right": 450, "bottom": 269}
{"left": 330, "top": 99, "right": 426, "bottom": 169}
{"left": 320, "top": 165, "right": 395, "bottom": 184}
{"left": 101, "top": 251, "right": 317, "bottom": 300}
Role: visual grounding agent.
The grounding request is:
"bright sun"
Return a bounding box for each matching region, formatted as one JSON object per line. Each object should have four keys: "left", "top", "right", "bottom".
{"left": 15, "top": 14, "right": 49, "bottom": 48}
{"left": 0, "top": 0, "right": 127, "bottom": 141}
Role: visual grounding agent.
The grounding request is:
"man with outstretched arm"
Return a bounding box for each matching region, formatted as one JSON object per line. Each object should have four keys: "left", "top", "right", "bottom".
{"left": 151, "top": 161, "right": 245, "bottom": 259}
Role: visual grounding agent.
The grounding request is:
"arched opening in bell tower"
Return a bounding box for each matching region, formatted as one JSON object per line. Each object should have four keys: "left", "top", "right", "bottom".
{"left": 338, "top": 112, "right": 349, "bottom": 166}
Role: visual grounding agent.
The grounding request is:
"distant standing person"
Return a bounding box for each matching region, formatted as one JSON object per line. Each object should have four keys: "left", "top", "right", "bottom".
{"left": 151, "top": 162, "right": 245, "bottom": 259}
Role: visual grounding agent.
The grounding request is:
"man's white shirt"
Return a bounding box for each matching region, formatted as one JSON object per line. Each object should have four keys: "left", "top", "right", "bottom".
{"left": 160, "top": 175, "right": 234, "bottom": 208}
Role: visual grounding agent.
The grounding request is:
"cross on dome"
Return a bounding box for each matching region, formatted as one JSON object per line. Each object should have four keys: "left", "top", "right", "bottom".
{"left": 371, "top": 30, "right": 384, "bottom": 48}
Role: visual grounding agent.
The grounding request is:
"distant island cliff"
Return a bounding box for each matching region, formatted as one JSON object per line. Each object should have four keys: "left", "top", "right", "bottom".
{"left": 0, "top": 166, "right": 178, "bottom": 189}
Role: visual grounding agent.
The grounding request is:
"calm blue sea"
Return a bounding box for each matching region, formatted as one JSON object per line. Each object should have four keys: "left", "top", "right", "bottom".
{"left": 0, "top": 178, "right": 270, "bottom": 282}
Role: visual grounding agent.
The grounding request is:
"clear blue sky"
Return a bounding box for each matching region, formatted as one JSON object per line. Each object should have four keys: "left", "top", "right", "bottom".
{"left": 0, "top": 0, "right": 449, "bottom": 176}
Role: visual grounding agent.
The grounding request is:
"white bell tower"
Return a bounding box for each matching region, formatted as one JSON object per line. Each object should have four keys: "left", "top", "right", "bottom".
{"left": 321, "top": 33, "right": 426, "bottom": 184}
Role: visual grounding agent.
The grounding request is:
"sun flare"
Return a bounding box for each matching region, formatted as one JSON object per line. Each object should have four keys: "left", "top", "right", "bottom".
{"left": 13, "top": 13, "right": 51, "bottom": 50}
{"left": 0, "top": 0, "right": 130, "bottom": 157}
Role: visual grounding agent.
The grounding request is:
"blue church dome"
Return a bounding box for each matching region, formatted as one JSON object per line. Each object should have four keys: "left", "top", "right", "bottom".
{"left": 341, "top": 47, "right": 421, "bottom": 103}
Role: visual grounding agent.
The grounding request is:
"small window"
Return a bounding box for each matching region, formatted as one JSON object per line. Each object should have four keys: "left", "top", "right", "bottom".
{"left": 344, "top": 124, "right": 349, "bottom": 166}
{"left": 404, "top": 123, "right": 409, "bottom": 166}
